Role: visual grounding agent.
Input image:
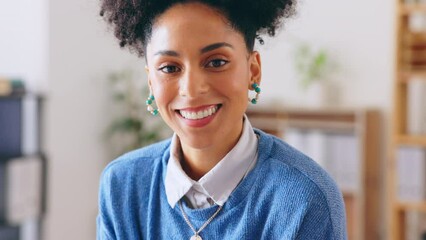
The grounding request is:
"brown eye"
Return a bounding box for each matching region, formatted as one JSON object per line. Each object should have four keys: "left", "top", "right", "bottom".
{"left": 158, "top": 65, "right": 180, "bottom": 73}
{"left": 206, "top": 59, "right": 228, "bottom": 68}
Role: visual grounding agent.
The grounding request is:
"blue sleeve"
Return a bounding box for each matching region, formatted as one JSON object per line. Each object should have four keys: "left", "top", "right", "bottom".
{"left": 97, "top": 214, "right": 114, "bottom": 240}
{"left": 295, "top": 197, "right": 347, "bottom": 240}
{"left": 96, "top": 167, "right": 116, "bottom": 240}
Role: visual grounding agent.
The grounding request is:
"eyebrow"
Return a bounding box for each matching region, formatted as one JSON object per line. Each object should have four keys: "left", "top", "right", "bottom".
{"left": 153, "top": 42, "right": 234, "bottom": 57}
{"left": 154, "top": 50, "right": 180, "bottom": 57}
{"left": 200, "top": 42, "right": 234, "bottom": 54}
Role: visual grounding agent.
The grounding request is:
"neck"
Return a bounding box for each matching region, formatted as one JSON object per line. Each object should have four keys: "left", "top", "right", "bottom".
{"left": 180, "top": 120, "right": 244, "bottom": 181}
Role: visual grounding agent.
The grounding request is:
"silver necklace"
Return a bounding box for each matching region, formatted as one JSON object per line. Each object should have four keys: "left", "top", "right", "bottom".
{"left": 178, "top": 200, "right": 223, "bottom": 240}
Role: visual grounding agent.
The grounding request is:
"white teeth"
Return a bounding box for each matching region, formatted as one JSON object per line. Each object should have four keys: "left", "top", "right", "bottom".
{"left": 179, "top": 105, "right": 219, "bottom": 120}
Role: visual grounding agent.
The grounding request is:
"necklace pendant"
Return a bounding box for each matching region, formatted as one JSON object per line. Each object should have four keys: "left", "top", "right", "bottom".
{"left": 190, "top": 235, "right": 202, "bottom": 240}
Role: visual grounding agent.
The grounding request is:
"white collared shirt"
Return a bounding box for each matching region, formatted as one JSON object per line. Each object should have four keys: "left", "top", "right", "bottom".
{"left": 164, "top": 116, "right": 259, "bottom": 209}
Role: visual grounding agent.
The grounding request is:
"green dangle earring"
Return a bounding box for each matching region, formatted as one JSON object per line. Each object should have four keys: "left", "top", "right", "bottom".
{"left": 248, "top": 83, "right": 261, "bottom": 104}
{"left": 146, "top": 94, "right": 159, "bottom": 116}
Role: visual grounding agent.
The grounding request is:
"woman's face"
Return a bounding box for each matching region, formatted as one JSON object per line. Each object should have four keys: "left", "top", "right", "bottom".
{"left": 145, "top": 2, "right": 261, "bottom": 150}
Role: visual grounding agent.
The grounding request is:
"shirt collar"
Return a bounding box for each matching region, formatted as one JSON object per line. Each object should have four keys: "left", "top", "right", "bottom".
{"left": 164, "top": 115, "right": 258, "bottom": 208}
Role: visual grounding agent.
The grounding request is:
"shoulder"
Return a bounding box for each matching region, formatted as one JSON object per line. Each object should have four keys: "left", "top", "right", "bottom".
{"left": 255, "top": 129, "right": 347, "bottom": 239}
{"left": 100, "top": 138, "right": 171, "bottom": 184}
{"left": 97, "top": 139, "right": 172, "bottom": 238}
{"left": 256, "top": 129, "right": 341, "bottom": 198}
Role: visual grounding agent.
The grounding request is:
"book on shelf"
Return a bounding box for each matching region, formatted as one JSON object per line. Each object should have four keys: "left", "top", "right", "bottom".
{"left": 0, "top": 224, "right": 20, "bottom": 240}
{"left": 0, "top": 78, "right": 25, "bottom": 97}
{"left": 409, "top": 13, "right": 426, "bottom": 33}
{"left": 0, "top": 156, "right": 43, "bottom": 225}
{"left": 284, "top": 129, "right": 327, "bottom": 167}
{"left": 0, "top": 95, "right": 41, "bottom": 159}
{"left": 406, "top": 50, "right": 426, "bottom": 67}
{"left": 283, "top": 129, "right": 360, "bottom": 192}
{"left": 405, "top": 211, "right": 426, "bottom": 240}
{"left": 0, "top": 161, "right": 6, "bottom": 222}
{"left": 397, "top": 147, "right": 426, "bottom": 202}
{"left": 407, "top": 77, "right": 426, "bottom": 135}
{"left": 325, "top": 133, "right": 360, "bottom": 193}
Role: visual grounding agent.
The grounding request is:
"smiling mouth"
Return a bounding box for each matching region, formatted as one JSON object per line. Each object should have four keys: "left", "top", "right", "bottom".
{"left": 177, "top": 104, "right": 222, "bottom": 120}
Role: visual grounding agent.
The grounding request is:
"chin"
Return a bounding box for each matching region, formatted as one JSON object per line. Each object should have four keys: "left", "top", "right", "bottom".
{"left": 179, "top": 131, "right": 216, "bottom": 150}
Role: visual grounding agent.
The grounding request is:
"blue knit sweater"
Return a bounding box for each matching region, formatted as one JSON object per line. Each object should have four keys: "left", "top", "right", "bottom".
{"left": 97, "top": 129, "right": 347, "bottom": 240}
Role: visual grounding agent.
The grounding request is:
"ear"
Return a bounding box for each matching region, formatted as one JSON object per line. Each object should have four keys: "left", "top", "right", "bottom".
{"left": 248, "top": 51, "right": 262, "bottom": 90}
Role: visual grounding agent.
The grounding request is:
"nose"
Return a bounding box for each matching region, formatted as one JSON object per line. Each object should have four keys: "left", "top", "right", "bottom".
{"left": 179, "top": 67, "right": 209, "bottom": 98}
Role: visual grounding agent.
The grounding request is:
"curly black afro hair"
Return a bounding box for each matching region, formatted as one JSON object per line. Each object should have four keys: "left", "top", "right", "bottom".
{"left": 100, "top": 0, "right": 297, "bottom": 57}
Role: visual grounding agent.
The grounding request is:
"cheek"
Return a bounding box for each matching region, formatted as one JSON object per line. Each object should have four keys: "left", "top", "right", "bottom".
{"left": 224, "top": 66, "right": 250, "bottom": 96}
{"left": 153, "top": 86, "right": 174, "bottom": 110}
{"left": 226, "top": 81, "right": 248, "bottom": 100}
{"left": 152, "top": 85, "right": 176, "bottom": 125}
{"left": 149, "top": 77, "right": 176, "bottom": 111}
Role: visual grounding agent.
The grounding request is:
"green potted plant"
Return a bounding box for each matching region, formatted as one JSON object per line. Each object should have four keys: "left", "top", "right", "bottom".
{"left": 293, "top": 43, "right": 335, "bottom": 107}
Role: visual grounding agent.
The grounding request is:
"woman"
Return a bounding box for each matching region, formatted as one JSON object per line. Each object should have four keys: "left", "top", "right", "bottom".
{"left": 97, "top": 0, "right": 347, "bottom": 239}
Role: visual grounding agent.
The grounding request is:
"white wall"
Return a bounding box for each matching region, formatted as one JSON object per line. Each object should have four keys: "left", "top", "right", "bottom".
{"left": 0, "top": 0, "right": 49, "bottom": 92}
{"left": 45, "top": 0, "right": 141, "bottom": 239}
{"left": 259, "top": 0, "right": 394, "bottom": 110}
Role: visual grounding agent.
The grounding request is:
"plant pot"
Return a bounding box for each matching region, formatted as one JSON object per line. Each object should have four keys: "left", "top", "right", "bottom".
{"left": 304, "top": 81, "right": 331, "bottom": 107}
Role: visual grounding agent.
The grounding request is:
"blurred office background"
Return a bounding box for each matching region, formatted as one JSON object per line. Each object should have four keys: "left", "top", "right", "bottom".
{"left": 2, "top": 0, "right": 424, "bottom": 239}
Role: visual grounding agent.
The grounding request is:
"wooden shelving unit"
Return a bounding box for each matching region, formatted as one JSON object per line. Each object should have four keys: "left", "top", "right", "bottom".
{"left": 400, "top": 3, "right": 426, "bottom": 15}
{"left": 396, "top": 135, "right": 426, "bottom": 146}
{"left": 0, "top": 94, "right": 47, "bottom": 240}
{"left": 397, "top": 202, "right": 426, "bottom": 212}
{"left": 390, "top": 1, "right": 426, "bottom": 239}
{"left": 247, "top": 107, "right": 381, "bottom": 240}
